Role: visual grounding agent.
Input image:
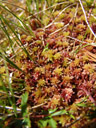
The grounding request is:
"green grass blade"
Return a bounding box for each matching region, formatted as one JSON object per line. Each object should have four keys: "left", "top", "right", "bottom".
{"left": 0, "top": 0, "right": 26, "bottom": 11}
{"left": 0, "top": 75, "right": 13, "bottom": 116}
{"left": 46, "top": 0, "right": 53, "bottom": 8}
{"left": 51, "top": 109, "right": 68, "bottom": 117}
{"left": 8, "top": 20, "right": 29, "bottom": 35}
{"left": 21, "top": 92, "right": 31, "bottom": 127}
{"left": 1, "top": 54, "right": 17, "bottom": 116}
{"left": 35, "top": 0, "right": 39, "bottom": 12}
{"left": 4, "top": 56, "right": 24, "bottom": 73}
{"left": 26, "top": 0, "right": 33, "bottom": 13}
{"left": 0, "top": 53, "right": 24, "bottom": 73}
{"left": 35, "top": 0, "right": 40, "bottom": 18}
{"left": 0, "top": 15, "right": 32, "bottom": 61}
{"left": 0, "top": 19, "right": 15, "bottom": 54}
{"left": 0, "top": 74, "right": 10, "bottom": 98}
{"left": 0, "top": 4, "right": 35, "bottom": 37}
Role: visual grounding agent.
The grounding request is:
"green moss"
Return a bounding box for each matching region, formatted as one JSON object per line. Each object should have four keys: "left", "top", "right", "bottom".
{"left": 63, "top": 58, "right": 68, "bottom": 67}
{"left": 35, "top": 40, "right": 42, "bottom": 44}
{"left": 42, "top": 50, "right": 54, "bottom": 61}
{"left": 32, "top": 47, "right": 38, "bottom": 52}
{"left": 77, "top": 35, "right": 83, "bottom": 40}
{"left": 54, "top": 52, "right": 61, "bottom": 60}
{"left": 42, "top": 15, "right": 50, "bottom": 26}
{"left": 38, "top": 79, "right": 46, "bottom": 86}
{"left": 89, "top": 16, "right": 96, "bottom": 24}
{"left": 21, "top": 34, "right": 27, "bottom": 39}
{"left": 86, "top": 0, "right": 94, "bottom": 7}
{"left": 56, "top": 41, "right": 62, "bottom": 46}
{"left": 92, "top": 9, "right": 96, "bottom": 15}
{"left": 26, "top": 36, "right": 33, "bottom": 41}
{"left": 63, "top": 32, "right": 69, "bottom": 37}
{"left": 62, "top": 41, "right": 69, "bottom": 47}
{"left": 69, "top": 0, "right": 75, "bottom": 3}
{"left": 84, "top": 64, "right": 94, "bottom": 73}
{"left": 55, "top": 22, "right": 64, "bottom": 28}
{"left": 53, "top": 11, "right": 60, "bottom": 17}
{"left": 54, "top": 67, "right": 63, "bottom": 75}
{"left": 83, "top": 55, "right": 89, "bottom": 62}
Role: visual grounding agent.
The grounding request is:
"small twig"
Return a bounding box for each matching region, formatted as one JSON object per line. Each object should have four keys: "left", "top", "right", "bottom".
{"left": 83, "top": 89, "right": 96, "bottom": 106}
{"left": 34, "top": 1, "right": 70, "bottom": 15}
{"left": 84, "top": 50, "right": 96, "bottom": 62}
{"left": 0, "top": 105, "right": 21, "bottom": 111}
{"left": 0, "top": 0, "right": 26, "bottom": 11}
{"left": 0, "top": 112, "right": 20, "bottom": 119}
{"left": 0, "top": 91, "right": 20, "bottom": 98}
{"left": 48, "top": 4, "right": 78, "bottom": 37}
{"left": 67, "top": 35, "right": 96, "bottom": 46}
{"left": 48, "top": 16, "right": 74, "bottom": 37}
{"left": 30, "top": 114, "right": 46, "bottom": 118}
{"left": 30, "top": 102, "right": 47, "bottom": 111}
{"left": 70, "top": 3, "right": 78, "bottom": 36}
{"left": 0, "top": 102, "right": 47, "bottom": 113}
{"left": 44, "top": 3, "right": 75, "bottom": 29}
{"left": 91, "top": 14, "right": 96, "bottom": 19}
{"left": 79, "top": 0, "right": 96, "bottom": 38}
{"left": 65, "top": 115, "right": 85, "bottom": 128}
{"left": 48, "top": 22, "right": 67, "bottom": 37}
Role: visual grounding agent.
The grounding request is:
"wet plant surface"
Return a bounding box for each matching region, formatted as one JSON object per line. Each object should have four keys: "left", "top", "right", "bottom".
{"left": 0, "top": 0, "right": 96, "bottom": 128}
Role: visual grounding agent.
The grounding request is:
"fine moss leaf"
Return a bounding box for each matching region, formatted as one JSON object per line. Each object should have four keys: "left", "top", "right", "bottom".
{"left": 21, "top": 92, "right": 28, "bottom": 116}
{"left": 49, "top": 118, "right": 57, "bottom": 128}
{"left": 38, "top": 119, "right": 48, "bottom": 128}
{"left": 51, "top": 109, "right": 68, "bottom": 117}
{"left": 76, "top": 103, "right": 87, "bottom": 107}
{"left": 48, "top": 108, "right": 57, "bottom": 114}
{"left": 21, "top": 92, "right": 31, "bottom": 127}
{"left": 43, "top": 43, "right": 49, "bottom": 52}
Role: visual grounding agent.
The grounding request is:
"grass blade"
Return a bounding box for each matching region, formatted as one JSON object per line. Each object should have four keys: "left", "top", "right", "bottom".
{"left": 21, "top": 92, "right": 31, "bottom": 127}
{"left": 35, "top": 0, "right": 39, "bottom": 12}
{"left": 0, "top": 52, "right": 24, "bottom": 73}
{"left": 1, "top": 54, "right": 17, "bottom": 116}
{"left": 0, "top": 3, "right": 35, "bottom": 37}
{"left": 26, "top": 0, "right": 33, "bottom": 13}
{"left": 0, "top": 0, "right": 26, "bottom": 11}
{"left": 0, "top": 19, "right": 15, "bottom": 54}
{"left": 0, "top": 15, "right": 32, "bottom": 61}
{"left": 8, "top": 20, "right": 29, "bottom": 35}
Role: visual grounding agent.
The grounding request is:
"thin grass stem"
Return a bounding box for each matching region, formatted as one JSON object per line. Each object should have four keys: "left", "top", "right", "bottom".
{"left": 0, "top": 4, "right": 35, "bottom": 37}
